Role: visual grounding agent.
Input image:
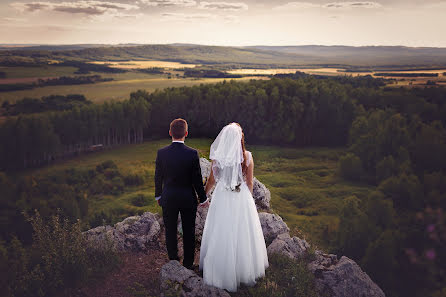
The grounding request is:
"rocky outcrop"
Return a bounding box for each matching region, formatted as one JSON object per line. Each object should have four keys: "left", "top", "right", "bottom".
{"left": 267, "top": 232, "right": 310, "bottom": 260}
{"left": 85, "top": 158, "right": 386, "bottom": 297}
{"left": 84, "top": 212, "right": 161, "bottom": 252}
{"left": 258, "top": 212, "right": 290, "bottom": 245}
{"left": 308, "top": 251, "right": 386, "bottom": 297}
{"left": 160, "top": 260, "right": 230, "bottom": 297}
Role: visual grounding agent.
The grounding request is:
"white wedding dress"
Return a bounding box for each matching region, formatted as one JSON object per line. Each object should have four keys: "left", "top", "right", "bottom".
{"left": 199, "top": 124, "right": 269, "bottom": 292}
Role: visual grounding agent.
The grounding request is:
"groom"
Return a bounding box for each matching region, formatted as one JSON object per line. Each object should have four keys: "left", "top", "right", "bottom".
{"left": 155, "top": 118, "right": 208, "bottom": 269}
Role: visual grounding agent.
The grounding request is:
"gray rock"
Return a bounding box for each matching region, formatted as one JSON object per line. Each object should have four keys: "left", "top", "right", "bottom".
{"left": 200, "top": 158, "right": 212, "bottom": 181}
{"left": 84, "top": 212, "right": 161, "bottom": 252}
{"left": 160, "top": 260, "right": 230, "bottom": 297}
{"left": 258, "top": 212, "right": 290, "bottom": 245}
{"left": 267, "top": 233, "right": 310, "bottom": 259}
{"left": 308, "top": 251, "right": 386, "bottom": 297}
{"left": 252, "top": 177, "right": 271, "bottom": 211}
{"left": 194, "top": 205, "right": 209, "bottom": 242}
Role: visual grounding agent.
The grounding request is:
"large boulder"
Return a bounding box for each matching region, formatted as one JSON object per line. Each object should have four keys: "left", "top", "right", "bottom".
{"left": 308, "top": 251, "right": 386, "bottom": 297}
{"left": 267, "top": 233, "right": 310, "bottom": 259}
{"left": 84, "top": 212, "right": 161, "bottom": 252}
{"left": 252, "top": 177, "right": 271, "bottom": 211}
{"left": 258, "top": 212, "right": 290, "bottom": 245}
{"left": 160, "top": 260, "right": 230, "bottom": 297}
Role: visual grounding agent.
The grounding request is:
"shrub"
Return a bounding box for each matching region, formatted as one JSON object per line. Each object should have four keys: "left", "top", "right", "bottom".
{"left": 339, "top": 153, "right": 364, "bottom": 182}
{"left": 124, "top": 173, "right": 146, "bottom": 186}
{"left": 110, "top": 177, "right": 125, "bottom": 195}
{"left": 89, "top": 175, "right": 106, "bottom": 195}
{"left": 129, "top": 194, "right": 151, "bottom": 207}
{"left": 88, "top": 211, "right": 113, "bottom": 228}
{"left": 3, "top": 211, "right": 120, "bottom": 297}
{"left": 96, "top": 160, "right": 117, "bottom": 173}
{"left": 103, "top": 168, "right": 121, "bottom": 179}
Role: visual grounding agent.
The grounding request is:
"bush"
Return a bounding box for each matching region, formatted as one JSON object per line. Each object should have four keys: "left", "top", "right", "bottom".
{"left": 3, "top": 211, "right": 120, "bottom": 297}
{"left": 129, "top": 194, "right": 151, "bottom": 207}
{"left": 110, "top": 177, "right": 124, "bottom": 195}
{"left": 103, "top": 168, "right": 120, "bottom": 179}
{"left": 88, "top": 211, "right": 113, "bottom": 228}
{"left": 96, "top": 160, "right": 117, "bottom": 173}
{"left": 124, "top": 173, "right": 145, "bottom": 186}
{"left": 339, "top": 153, "right": 364, "bottom": 182}
{"left": 378, "top": 173, "right": 423, "bottom": 210}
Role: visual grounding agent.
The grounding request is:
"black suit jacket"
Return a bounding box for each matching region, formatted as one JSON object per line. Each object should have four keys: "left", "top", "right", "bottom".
{"left": 155, "top": 142, "right": 207, "bottom": 208}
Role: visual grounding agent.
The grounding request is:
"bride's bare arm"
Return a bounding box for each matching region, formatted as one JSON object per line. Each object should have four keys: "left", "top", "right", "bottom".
{"left": 246, "top": 155, "right": 254, "bottom": 194}
{"left": 205, "top": 163, "right": 216, "bottom": 195}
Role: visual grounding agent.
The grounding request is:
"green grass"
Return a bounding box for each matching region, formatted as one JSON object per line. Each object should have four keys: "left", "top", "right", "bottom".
{"left": 22, "top": 138, "right": 373, "bottom": 250}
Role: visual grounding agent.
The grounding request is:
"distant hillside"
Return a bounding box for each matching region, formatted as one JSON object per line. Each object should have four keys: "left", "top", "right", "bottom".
{"left": 247, "top": 45, "right": 446, "bottom": 66}
{"left": 2, "top": 44, "right": 446, "bottom": 67}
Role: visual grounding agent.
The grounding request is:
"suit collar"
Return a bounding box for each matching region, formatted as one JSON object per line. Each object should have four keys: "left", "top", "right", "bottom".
{"left": 172, "top": 140, "right": 185, "bottom": 144}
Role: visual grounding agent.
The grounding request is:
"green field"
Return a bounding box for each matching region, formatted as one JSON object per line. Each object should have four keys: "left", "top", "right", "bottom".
{"left": 0, "top": 68, "right": 256, "bottom": 104}
{"left": 24, "top": 138, "right": 373, "bottom": 250}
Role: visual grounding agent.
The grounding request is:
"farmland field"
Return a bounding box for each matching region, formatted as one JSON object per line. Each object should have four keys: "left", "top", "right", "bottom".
{"left": 90, "top": 60, "right": 197, "bottom": 69}
{"left": 23, "top": 138, "right": 372, "bottom": 251}
{"left": 0, "top": 65, "right": 78, "bottom": 78}
{"left": 2, "top": 62, "right": 446, "bottom": 104}
{"left": 0, "top": 71, "right": 258, "bottom": 103}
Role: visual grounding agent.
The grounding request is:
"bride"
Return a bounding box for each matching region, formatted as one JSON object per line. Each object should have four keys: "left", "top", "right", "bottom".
{"left": 199, "top": 123, "right": 269, "bottom": 292}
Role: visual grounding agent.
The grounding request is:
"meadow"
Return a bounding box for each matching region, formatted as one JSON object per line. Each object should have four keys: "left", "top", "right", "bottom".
{"left": 23, "top": 138, "right": 372, "bottom": 251}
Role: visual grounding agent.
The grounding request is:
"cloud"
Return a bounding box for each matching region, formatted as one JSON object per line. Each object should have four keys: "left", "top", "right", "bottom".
{"left": 161, "top": 12, "right": 214, "bottom": 20}
{"left": 139, "top": 0, "right": 197, "bottom": 7}
{"left": 274, "top": 1, "right": 382, "bottom": 10}
{"left": 198, "top": 1, "right": 248, "bottom": 11}
{"left": 11, "top": 1, "right": 138, "bottom": 15}
{"left": 324, "top": 2, "right": 382, "bottom": 9}
{"left": 273, "top": 2, "right": 320, "bottom": 10}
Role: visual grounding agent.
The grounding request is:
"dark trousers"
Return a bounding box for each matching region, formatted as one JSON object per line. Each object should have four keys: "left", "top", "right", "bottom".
{"left": 162, "top": 206, "right": 197, "bottom": 268}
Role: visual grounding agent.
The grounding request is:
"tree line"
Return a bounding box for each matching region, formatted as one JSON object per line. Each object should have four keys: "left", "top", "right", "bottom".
{"left": 2, "top": 94, "right": 92, "bottom": 115}
{"left": 0, "top": 96, "right": 150, "bottom": 170}
{"left": 374, "top": 72, "right": 439, "bottom": 77}
{"left": 0, "top": 75, "right": 113, "bottom": 92}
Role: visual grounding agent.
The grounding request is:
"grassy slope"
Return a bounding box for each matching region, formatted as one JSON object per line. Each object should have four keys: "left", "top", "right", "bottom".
{"left": 24, "top": 138, "right": 373, "bottom": 250}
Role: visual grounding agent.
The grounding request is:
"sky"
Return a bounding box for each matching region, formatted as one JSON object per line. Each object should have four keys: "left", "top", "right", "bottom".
{"left": 0, "top": 0, "right": 445, "bottom": 47}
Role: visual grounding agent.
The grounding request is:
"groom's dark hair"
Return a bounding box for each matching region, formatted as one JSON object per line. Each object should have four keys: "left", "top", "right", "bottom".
{"left": 170, "top": 118, "right": 188, "bottom": 139}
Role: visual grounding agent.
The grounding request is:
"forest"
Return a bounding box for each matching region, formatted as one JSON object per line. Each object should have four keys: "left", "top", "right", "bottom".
{"left": 2, "top": 94, "right": 92, "bottom": 115}
{"left": 0, "top": 74, "right": 445, "bottom": 297}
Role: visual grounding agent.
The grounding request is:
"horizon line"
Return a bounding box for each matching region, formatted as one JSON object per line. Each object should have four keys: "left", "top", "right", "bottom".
{"left": 1, "top": 43, "right": 446, "bottom": 49}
